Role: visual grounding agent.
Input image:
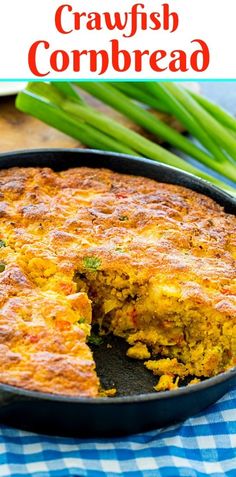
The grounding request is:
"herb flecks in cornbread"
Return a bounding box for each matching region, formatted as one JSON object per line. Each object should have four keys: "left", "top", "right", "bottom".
{"left": 0, "top": 166, "right": 235, "bottom": 396}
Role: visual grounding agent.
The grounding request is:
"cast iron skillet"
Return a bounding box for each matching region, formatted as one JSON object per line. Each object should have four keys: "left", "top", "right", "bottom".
{"left": 0, "top": 148, "right": 235, "bottom": 437}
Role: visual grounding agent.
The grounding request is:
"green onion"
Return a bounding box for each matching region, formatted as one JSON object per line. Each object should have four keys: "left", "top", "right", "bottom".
{"left": 112, "top": 81, "right": 236, "bottom": 140}
{"left": 145, "top": 83, "right": 232, "bottom": 166}
{"left": 159, "top": 83, "right": 236, "bottom": 161}
{"left": 115, "top": 247, "right": 125, "bottom": 253}
{"left": 16, "top": 82, "right": 236, "bottom": 196}
{"left": 88, "top": 334, "right": 103, "bottom": 346}
{"left": 76, "top": 82, "right": 226, "bottom": 177}
{"left": 114, "top": 82, "right": 236, "bottom": 182}
{"left": 62, "top": 99, "right": 236, "bottom": 188}
{"left": 109, "top": 82, "right": 169, "bottom": 113}
{"left": 77, "top": 317, "right": 86, "bottom": 324}
{"left": 83, "top": 256, "right": 101, "bottom": 271}
{"left": 188, "top": 89, "right": 236, "bottom": 134}
{"left": 0, "top": 263, "right": 6, "bottom": 273}
{"left": 16, "top": 89, "right": 137, "bottom": 156}
{"left": 55, "top": 82, "right": 86, "bottom": 104}
{"left": 0, "top": 240, "right": 6, "bottom": 248}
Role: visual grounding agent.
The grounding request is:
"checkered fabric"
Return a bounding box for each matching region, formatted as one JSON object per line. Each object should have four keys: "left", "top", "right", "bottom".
{"left": 0, "top": 389, "right": 235, "bottom": 477}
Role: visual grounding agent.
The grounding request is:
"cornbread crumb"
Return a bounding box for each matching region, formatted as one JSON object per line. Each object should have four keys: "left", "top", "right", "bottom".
{"left": 105, "top": 388, "right": 117, "bottom": 397}
{"left": 100, "top": 388, "right": 117, "bottom": 397}
{"left": 154, "top": 375, "right": 179, "bottom": 392}
{"left": 127, "top": 342, "right": 151, "bottom": 360}
{"left": 188, "top": 378, "right": 201, "bottom": 386}
{"left": 145, "top": 358, "right": 188, "bottom": 378}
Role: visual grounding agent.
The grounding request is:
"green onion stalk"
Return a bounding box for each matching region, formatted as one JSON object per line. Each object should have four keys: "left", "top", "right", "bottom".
{"left": 16, "top": 82, "right": 236, "bottom": 196}
{"left": 76, "top": 82, "right": 236, "bottom": 183}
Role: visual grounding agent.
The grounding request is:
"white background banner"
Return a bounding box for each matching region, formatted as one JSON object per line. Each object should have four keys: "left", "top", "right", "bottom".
{"left": 0, "top": 0, "right": 235, "bottom": 80}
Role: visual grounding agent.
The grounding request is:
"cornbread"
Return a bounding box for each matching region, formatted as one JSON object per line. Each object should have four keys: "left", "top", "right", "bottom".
{"left": 0, "top": 166, "right": 235, "bottom": 396}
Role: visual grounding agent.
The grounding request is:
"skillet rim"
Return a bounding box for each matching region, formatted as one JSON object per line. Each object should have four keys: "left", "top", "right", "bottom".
{"left": 0, "top": 147, "right": 235, "bottom": 405}
{"left": 0, "top": 147, "right": 235, "bottom": 203}
{"left": 0, "top": 367, "right": 235, "bottom": 405}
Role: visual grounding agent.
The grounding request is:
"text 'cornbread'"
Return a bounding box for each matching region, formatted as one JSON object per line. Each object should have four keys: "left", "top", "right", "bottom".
{"left": 0, "top": 166, "right": 235, "bottom": 396}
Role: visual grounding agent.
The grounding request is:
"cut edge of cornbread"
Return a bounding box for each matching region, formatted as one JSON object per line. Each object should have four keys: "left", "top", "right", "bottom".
{"left": 74, "top": 268, "right": 236, "bottom": 392}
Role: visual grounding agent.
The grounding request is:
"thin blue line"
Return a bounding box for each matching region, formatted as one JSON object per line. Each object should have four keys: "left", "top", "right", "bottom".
{"left": 1, "top": 78, "right": 236, "bottom": 82}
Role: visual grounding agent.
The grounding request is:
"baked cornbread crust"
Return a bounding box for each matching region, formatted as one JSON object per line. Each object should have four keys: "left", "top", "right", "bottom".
{"left": 0, "top": 166, "right": 235, "bottom": 396}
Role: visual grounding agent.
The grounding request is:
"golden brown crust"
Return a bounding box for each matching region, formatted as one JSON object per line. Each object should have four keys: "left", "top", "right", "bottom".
{"left": 0, "top": 166, "right": 235, "bottom": 395}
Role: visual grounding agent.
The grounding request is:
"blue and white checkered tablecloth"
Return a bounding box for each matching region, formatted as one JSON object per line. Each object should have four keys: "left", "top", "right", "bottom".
{"left": 0, "top": 388, "right": 235, "bottom": 477}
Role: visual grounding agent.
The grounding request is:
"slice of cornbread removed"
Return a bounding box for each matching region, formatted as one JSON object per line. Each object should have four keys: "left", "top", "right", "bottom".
{"left": 0, "top": 277, "right": 98, "bottom": 396}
